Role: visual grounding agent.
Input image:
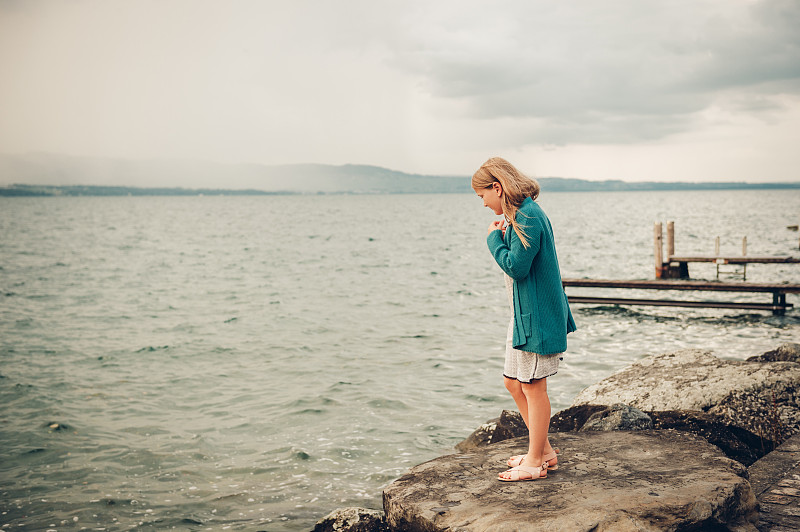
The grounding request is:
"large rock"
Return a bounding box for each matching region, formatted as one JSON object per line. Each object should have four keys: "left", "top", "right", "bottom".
{"left": 551, "top": 405, "right": 769, "bottom": 466}
{"left": 747, "top": 433, "right": 800, "bottom": 531}
{"left": 550, "top": 404, "right": 653, "bottom": 433}
{"left": 549, "top": 404, "right": 609, "bottom": 432}
{"left": 572, "top": 348, "right": 800, "bottom": 445}
{"left": 746, "top": 342, "right": 800, "bottom": 363}
{"left": 455, "top": 410, "right": 527, "bottom": 452}
{"left": 580, "top": 403, "right": 653, "bottom": 431}
{"left": 648, "top": 410, "right": 770, "bottom": 467}
{"left": 312, "top": 507, "right": 389, "bottom": 532}
{"left": 383, "top": 431, "right": 758, "bottom": 532}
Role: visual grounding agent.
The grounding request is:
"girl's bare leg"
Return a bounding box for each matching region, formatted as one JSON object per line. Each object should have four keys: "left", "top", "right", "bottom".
{"left": 499, "top": 377, "right": 554, "bottom": 479}
{"left": 504, "top": 377, "right": 529, "bottom": 423}
{"left": 504, "top": 377, "right": 556, "bottom": 457}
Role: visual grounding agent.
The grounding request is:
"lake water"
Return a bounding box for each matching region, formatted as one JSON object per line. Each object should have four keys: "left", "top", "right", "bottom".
{"left": 1, "top": 190, "right": 799, "bottom": 531}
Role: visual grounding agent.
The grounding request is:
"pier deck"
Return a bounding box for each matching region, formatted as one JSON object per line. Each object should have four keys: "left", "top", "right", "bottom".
{"left": 563, "top": 278, "right": 800, "bottom": 315}
{"left": 669, "top": 255, "right": 800, "bottom": 265}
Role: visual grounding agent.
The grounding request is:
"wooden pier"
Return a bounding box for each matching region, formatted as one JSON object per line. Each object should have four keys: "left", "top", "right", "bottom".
{"left": 563, "top": 278, "right": 800, "bottom": 315}
{"left": 563, "top": 222, "right": 799, "bottom": 315}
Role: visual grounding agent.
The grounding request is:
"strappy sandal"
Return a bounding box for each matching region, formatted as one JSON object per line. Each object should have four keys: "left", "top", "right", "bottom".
{"left": 542, "top": 450, "right": 559, "bottom": 471}
{"left": 498, "top": 462, "right": 547, "bottom": 482}
{"left": 507, "top": 448, "right": 560, "bottom": 469}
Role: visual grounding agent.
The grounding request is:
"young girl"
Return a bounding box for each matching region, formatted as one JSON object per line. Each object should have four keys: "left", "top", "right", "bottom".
{"left": 473, "top": 157, "right": 576, "bottom": 482}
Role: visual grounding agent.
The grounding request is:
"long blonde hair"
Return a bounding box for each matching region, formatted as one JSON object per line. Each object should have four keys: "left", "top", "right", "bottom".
{"left": 471, "top": 157, "right": 540, "bottom": 248}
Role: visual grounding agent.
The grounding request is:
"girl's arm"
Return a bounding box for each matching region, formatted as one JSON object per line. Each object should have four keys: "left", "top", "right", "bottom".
{"left": 486, "top": 213, "right": 542, "bottom": 280}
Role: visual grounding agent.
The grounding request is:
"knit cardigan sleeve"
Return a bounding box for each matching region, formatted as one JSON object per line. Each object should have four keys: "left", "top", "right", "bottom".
{"left": 486, "top": 209, "right": 542, "bottom": 280}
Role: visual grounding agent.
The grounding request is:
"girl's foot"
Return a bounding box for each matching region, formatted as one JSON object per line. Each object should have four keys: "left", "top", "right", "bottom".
{"left": 507, "top": 448, "right": 559, "bottom": 468}
{"left": 498, "top": 462, "right": 547, "bottom": 482}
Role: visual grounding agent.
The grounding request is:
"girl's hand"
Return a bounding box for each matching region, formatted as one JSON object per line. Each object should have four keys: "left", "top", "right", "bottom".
{"left": 488, "top": 219, "right": 506, "bottom": 236}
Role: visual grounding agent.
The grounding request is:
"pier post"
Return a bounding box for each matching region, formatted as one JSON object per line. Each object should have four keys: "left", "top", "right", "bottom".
{"left": 743, "top": 237, "right": 748, "bottom": 280}
{"left": 773, "top": 292, "right": 787, "bottom": 316}
{"left": 663, "top": 221, "right": 685, "bottom": 278}
{"left": 667, "top": 222, "right": 675, "bottom": 258}
{"left": 655, "top": 222, "right": 664, "bottom": 278}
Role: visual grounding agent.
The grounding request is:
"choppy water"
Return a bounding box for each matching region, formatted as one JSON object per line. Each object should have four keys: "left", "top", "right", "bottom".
{"left": 1, "top": 190, "right": 799, "bottom": 531}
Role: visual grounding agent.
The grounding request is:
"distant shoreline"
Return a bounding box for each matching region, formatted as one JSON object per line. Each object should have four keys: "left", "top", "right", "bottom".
{"left": 0, "top": 184, "right": 292, "bottom": 197}
{"left": 2, "top": 181, "right": 799, "bottom": 197}
{"left": 2, "top": 154, "right": 798, "bottom": 195}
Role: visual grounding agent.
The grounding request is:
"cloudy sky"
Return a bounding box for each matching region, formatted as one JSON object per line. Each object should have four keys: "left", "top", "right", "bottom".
{"left": 1, "top": 0, "right": 799, "bottom": 182}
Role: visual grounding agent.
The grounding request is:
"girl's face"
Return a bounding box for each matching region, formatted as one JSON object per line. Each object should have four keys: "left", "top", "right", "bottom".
{"left": 476, "top": 182, "right": 503, "bottom": 215}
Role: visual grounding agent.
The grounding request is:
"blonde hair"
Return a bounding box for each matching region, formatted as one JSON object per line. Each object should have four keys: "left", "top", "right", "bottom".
{"left": 471, "top": 157, "right": 540, "bottom": 248}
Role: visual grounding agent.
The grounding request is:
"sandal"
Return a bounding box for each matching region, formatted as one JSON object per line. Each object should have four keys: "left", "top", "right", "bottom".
{"left": 542, "top": 450, "right": 559, "bottom": 471}
{"left": 507, "top": 448, "right": 559, "bottom": 469}
{"left": 498, "top": 462, "right": 547, "bottom": 482}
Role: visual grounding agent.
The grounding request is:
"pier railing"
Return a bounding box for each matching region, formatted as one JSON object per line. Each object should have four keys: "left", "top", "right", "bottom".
{"left": 655, "top": 221, "right": 799, "bottom": 280}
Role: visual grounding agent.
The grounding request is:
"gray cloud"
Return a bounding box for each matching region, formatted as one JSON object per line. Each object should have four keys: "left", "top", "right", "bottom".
{"left": 0, "top": 0, "right": 798, "bottom": 180}
{"left": 389, "top": 0, "right": 800, "bottom": 144}
{"left": 689, "top": 0, "right": 800, "bottom": 91}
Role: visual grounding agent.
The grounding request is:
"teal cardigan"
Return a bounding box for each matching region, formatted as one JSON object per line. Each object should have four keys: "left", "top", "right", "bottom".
{"left": 487, "top": 197, "right": 576, "bottom": 354}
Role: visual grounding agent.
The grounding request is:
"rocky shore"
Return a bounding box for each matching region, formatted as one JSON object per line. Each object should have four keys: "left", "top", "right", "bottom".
{"left": 314, "top": 343, "right": 800, "bottom": 532}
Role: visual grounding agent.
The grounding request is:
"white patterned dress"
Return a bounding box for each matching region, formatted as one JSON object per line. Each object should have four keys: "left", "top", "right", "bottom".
{"left": 503, "top": 273, "right": 562, "bottom": 382}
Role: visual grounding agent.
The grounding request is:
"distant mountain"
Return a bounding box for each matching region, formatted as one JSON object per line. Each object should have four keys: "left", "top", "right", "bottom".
{"left": 0, "top": 153, "right": 797, "bottom": 196}
{"left": 0, "top": 153, "right": 468, "bottom": 194}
